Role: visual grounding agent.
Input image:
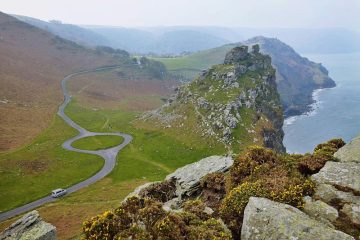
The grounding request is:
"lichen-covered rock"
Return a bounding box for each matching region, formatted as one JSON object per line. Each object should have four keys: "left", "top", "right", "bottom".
{"left": 311, "top": 161, "right": 360, "bottom": 193}
{"left": 165, "top": 155, "right": 233, "bottom": 198}
{"left": 241, "top": 197, "right": 354, "bottom": 240}
{"left": 334, "top": 136, "right": 360, "bottom": 163}
{"left": 313, "top": 184, "right": 360, "bottom": 206}
{"left": 341, "top": 203, "right": 360, "bottom": 226}
{"left": 303, "top": 196, "right": 338, "bottom": 226}
{"left": 0, "top": 211, "right": 56, "bottom": 240}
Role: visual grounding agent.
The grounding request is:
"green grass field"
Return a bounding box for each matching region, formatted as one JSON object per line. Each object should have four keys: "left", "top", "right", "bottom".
{"left": 71, "top": 135, "right": 124, "bottom": 151}
{"left": 0, "top": 116, "right": 104, "bottom": 212}
{"left": 152, "top": 44, "right": 233, "bottom": 80}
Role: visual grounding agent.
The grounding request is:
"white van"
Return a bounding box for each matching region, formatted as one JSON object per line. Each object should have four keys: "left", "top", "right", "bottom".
{"left": 51, "top": 188, "right": 67, "bottom": 198}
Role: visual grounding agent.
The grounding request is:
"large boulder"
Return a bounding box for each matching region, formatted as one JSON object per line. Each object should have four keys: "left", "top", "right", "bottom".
{"left": 334, "top": 136, "right": 360, "bottom": 163}
{"left": 165, "top": 155, "right": 233, "bottom": 198}
{"left": 224, "top": 46, "right": 249, "bottom": 64}
{"left": 241, "top": 197, "right": 354, "bottom": 240}
{"left": 311, "top": 161, "right": 360, "bottom": 193}
{"left": 0, "top": 211, "right": 56, "bottom": 240}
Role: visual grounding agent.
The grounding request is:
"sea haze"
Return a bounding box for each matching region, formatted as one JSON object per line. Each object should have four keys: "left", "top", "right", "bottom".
{"left": 283, "top": 52, "right": 360, "bottom": 153}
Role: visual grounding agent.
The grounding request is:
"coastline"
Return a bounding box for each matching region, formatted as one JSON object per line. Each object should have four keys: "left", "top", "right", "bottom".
{"left": 284, "top": 87, "right": 330, "bottom": 126}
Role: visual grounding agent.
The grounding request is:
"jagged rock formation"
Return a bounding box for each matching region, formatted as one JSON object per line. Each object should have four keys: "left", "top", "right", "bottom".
{"left": 0, "top": 211, "right": 56, "bottom": 240}
{"left": 143, "top": 45, "right": 285, "bottom": 153}
{"left": 124, "top": 155, "right": 233, "bottom": 210}
{"left": 241, "top": 197, "right": 354, "bottom": 240}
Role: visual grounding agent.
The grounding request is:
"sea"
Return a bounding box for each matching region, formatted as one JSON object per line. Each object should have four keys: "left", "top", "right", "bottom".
{"left": 283, "top": 52, "right": 360, "bottom": 153}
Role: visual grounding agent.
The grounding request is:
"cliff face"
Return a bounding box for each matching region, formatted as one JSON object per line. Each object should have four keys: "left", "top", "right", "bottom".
{"left": 143, "top": 45, "right": 285, "bottom": 153}
{"left": 244, "top": 37, "right": 335, "bottom": 116}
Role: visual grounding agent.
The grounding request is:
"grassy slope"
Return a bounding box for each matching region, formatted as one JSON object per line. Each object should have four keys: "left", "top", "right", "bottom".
{"left": 71, "top": 135, "right": 124, "bottom": 151}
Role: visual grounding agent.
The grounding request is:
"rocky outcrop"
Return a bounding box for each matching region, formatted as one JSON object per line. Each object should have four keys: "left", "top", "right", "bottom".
{"left": 241, "top": 197, "right": 354, "bottom": 240}
{"left": 144, "top": 45, "right": 285, "bottom": 153}
{"left": 0, "top": 211, "right": 56, "bottom": 240}
{"left": 165, "top": 155, "right": 233, "bottom": 198}
{"left": 124, "top": 155, "right": 233, "bottom": 211}
{"left": 224, "top": 46, "right": 249, "bottom": 64}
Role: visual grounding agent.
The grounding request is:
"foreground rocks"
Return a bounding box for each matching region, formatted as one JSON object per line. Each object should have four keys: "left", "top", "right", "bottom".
{"left": 0, "top": 211, "right": 56, "bottom": 240}
{"left": 241, "top": 197, "right": 355, "bottom": 240}
{"left": 124, "top": 155, "right": 233, "bottom": 211}
{"left": 165, "top": 155, "right": 233, "bottom": 198}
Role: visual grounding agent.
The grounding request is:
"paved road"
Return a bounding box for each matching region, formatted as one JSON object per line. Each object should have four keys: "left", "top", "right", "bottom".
{"left": 0, "top": 66, "right": 133, "bottom": 222}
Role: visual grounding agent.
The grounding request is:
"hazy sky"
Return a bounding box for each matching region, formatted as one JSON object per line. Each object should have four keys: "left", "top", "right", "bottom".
{"left": 2, "top": 0, "right": 360, "bottom": 31}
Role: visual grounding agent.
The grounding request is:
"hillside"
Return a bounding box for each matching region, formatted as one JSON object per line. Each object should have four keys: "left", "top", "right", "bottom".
{"left": 141, "top": 45, "right": 285, "bottom": 153}
{"left": 154, "top": 36, "right": 335, "bottom": 116}
{"left": 13, "top": 15, "right": 110, "bottom": 47}
{"left": 0, "top": 12, "right": 169, "bottom": 151}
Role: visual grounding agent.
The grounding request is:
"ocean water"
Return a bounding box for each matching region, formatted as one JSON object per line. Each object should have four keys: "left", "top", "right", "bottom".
{"left": 283, "top": 52, "right": 360, "bottom": 153}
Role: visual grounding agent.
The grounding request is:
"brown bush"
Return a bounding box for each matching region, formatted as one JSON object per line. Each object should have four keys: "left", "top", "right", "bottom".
{"left": 139, "top": 180, "right": 176, "bottom": 203}
{"left": 200, "top": 172, "right": 226, "bottom": 211}
{"left": 298, "top": 138, "right": 345, "bottom": 175}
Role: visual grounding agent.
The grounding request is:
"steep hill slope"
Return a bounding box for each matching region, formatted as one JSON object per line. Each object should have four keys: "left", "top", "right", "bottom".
{"left": 141, "top": 45, "right": 285, "bottom": 153}
{"left": 0, "top": 12, "right": 169, "bottom": 151}
{"left": 154, "top": 36, "right": 335, "bottom": 116}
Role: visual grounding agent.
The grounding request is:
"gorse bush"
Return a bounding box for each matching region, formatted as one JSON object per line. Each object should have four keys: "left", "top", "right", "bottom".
{"left": 83, "top": 197, "right": 231, "bottom": 240}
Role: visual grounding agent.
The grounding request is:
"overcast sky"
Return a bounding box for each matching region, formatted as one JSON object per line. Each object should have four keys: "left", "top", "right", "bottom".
{"left": 2, "top": 0, "right": 359, "bottom": 31}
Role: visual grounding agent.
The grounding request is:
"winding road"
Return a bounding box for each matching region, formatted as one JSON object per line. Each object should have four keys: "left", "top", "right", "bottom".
{"left": 0, "top": 66, "right": 133, "bottom": 222}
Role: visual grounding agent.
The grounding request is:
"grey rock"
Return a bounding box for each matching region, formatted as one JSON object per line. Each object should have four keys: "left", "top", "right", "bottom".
{"left": 123, "top": 181, "right": 161, "bottom": 202}
{"left": 165, "top": 156, "right": 233, "bottom": 198}
{"left": 0, "top": 211, "right": 56, "bottom": 240}
{"left": 334, "top": 136, "right": 360, "bottom": 163}
{"left": 314, "top": 184, "right": 360, "bottom": 206}
{"left": 341, "top": 203, "right": 360, "bottom": 226}
{"left": 303, "top": 196, "right": 338, "bottom": 226}
{"left": 311, "top": 161, "right": 360, "bottom": 193}
{"left": 241, "top": 197, "right": 354, "bottom": 240}
{"left": 162, "top": 198, "right": 182, "bottom": 212}
{"left": 224, "top": 46, "right": 249, "bottom": 64}
{"left": 197, "top": 97, "right": 210, "bottom": 110}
